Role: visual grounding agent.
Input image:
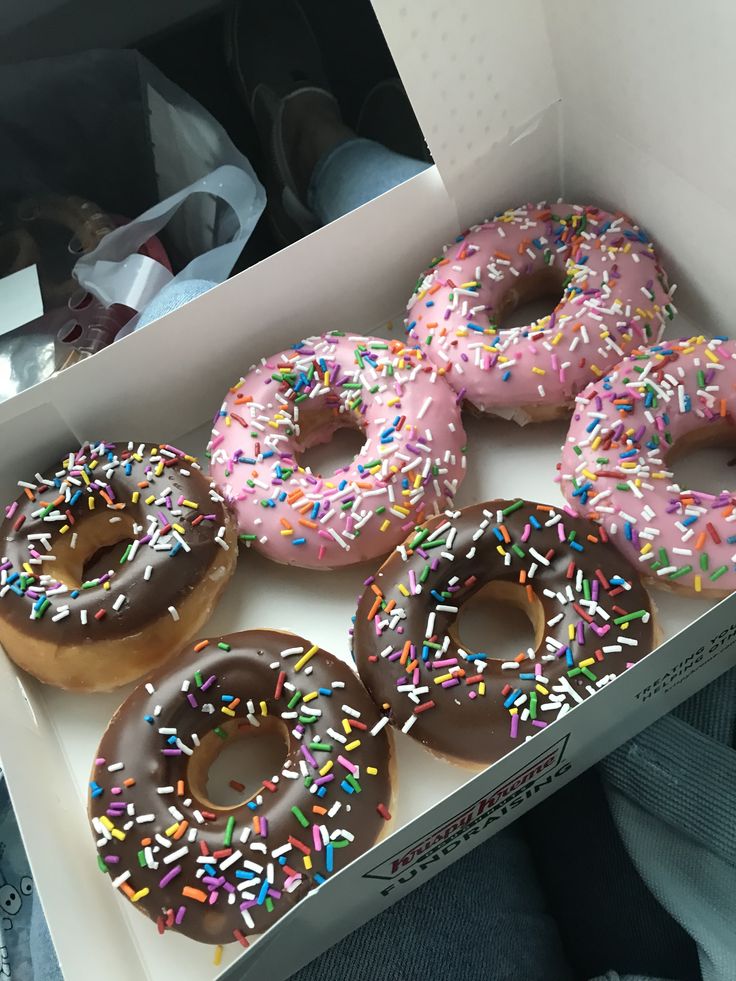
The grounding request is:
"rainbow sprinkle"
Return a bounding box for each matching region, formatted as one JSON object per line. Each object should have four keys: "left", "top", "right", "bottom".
{"left": 561, "top": 335, "right": 736, "bottom": 594}
{"left": 354, "top": 501, "right": 655, "bottom": 765}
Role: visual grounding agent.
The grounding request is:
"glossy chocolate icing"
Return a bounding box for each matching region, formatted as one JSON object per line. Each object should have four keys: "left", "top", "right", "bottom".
{"left": 354, "top": 500, "right": 655, "bottom": 766}
{"left": 0, "top": 441, "right": 231, "bottom": 644}
{"left": 88, "top": 630, "right": 393, "bottom": 945}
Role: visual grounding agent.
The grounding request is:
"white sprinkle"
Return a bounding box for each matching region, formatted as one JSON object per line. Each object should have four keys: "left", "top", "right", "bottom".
{"left": 163, "top": 846, "right": 189, "bottom": 865}
{"left": 328, "top": 528, "right": 348, "bottom": 550}
{"left": 219, "top": 849, "right": 243, "bottom": 871}
{"left": 417, "top": 397, "right": 432, "bottom": 420}
{"left": 425, "top": 611, "right": 436, "bottom": 638}
{"left": 556, "top": 676, "right": 584, "bottom": 704}
{"left": 370, "top": 716, "right": 389, "bottom": 736}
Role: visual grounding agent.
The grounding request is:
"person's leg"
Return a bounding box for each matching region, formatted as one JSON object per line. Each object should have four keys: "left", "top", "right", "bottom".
{"left": 290, "top": 827, "right": 575, "bottom": 981}
{"left": 523, "top": 767, "right": 700, "bottom": 981}
{"left": 276, "top": 86, "right": 429, "bottom": 226}
{"left": 307, "top": 137, "right": 429, "bottom": 226}
{"left": 599, "top": 667, "right": 736, "bottom": 981}
{"left": 226, "top": 0, "right": 430, "bottom": 242}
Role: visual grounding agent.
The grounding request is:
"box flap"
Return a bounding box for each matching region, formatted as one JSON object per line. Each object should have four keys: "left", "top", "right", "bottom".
{"left": 372, "top": 0, "right": 562, "bottom": 223}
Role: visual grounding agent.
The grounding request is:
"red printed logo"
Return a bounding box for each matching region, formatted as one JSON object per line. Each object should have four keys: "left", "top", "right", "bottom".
{"left": 363, "top": 735, "right": 569, "bottom": 882}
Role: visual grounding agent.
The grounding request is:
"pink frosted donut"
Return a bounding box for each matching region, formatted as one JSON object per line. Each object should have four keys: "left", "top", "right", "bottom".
{"left": 405, "top": 202, "right": 675, "bottom": 423}
{"left": 208, "top": 332, "right": 467, "bottom": 569}
{"left": 560, "top": 335, "right": 736, "bottom": 597}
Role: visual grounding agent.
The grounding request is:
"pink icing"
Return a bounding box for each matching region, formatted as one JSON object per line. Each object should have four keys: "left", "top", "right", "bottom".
{"left": 405, "top": 202, "right": 675, "bottom": 417}
{"left": 208, "top": 332, "right": 467, "bottom": 569}
{"left": 559, "top": 336, "right": 736, "bottom": 594}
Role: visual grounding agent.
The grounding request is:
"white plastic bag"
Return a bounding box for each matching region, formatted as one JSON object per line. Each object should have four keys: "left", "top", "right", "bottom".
{"left": 75, "top": 163, "right": 264, "bottom": 336}
{"left": 73, "top": 56, "right": 266, "bottom": 335}
{"left": 0, "top": 49, "right": 266, "bottom": 400}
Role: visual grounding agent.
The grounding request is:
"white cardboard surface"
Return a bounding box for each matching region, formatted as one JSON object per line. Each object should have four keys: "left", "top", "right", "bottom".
{"left": 1, "top": 1, "right": 736, "bottom": 978}
{"left": 0, "top": 265, "right": 43, "bottom": 336}
{"left": 373, "top": 0, "right": 561, "bottom": 227}
{"left": 546, "top": 0, "right": 736, "bottom": 337}
{"left": 2, "top": 408, "right": 728, "bottom": 981}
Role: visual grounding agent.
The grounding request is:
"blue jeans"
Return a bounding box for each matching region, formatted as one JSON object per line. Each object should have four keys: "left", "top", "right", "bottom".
{"left": 135, "top": 142, "right": 426, "bottom": 330}
{"left": 0, "top": 773, "right": 61, "bottom": 981}
{"left": 308, "top": 138, "right": 429, "bottom": 225}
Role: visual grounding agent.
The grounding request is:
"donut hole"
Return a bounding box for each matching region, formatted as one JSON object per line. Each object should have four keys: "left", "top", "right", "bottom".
{"left": 496, "top": 267, "right": 567, "bottom": 331}
{"left": 666, "top": 422, "right": 736, "bottom": 496}
{"left": 295, "top": 422, "right": 366, "bottom": 477}
{"left": 80, "top": 538, "right": 136, "bottom": 583}
{"left": 46, "top": 512, "right": 138, "bottom": 588}
{"left": 451, "top": 580, "right": 545, "bottom": 658}
{"left": 188, "top": 717, "right": 290, "bottom": 811}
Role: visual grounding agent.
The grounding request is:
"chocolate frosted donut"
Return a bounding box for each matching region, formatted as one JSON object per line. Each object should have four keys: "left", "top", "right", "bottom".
{"left": 0, "top": 441, "right": 237, "bottom": 691}
{"left": 88, "top": 629, "right": 394, "bottom": 945}
{"left": 354, "top": 500, "right": 657, "bottom": 767}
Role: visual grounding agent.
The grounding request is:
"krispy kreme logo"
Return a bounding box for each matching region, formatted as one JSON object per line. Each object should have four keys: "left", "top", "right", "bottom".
{"left": 364, "top": 735, "right": 570, "bottom": 889}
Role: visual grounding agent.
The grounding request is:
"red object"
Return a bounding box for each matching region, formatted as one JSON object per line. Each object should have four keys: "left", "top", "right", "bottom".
{"left": 1, "top": 195, "right": 170, "bottom": 376}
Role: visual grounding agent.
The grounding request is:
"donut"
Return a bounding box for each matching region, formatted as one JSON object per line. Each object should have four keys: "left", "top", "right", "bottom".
{"left": 2, "top": 194, "right": 116, "bottom": 307}
{"left": 0, "top": 441, "right": 237, "bottom": 691}
{"left": 560, "top": 335, "right": 736, "bottom": 597}
{"left": 353, "top": 500, "right": 657, "bottom": 767}
{"left": 207, "top": 331, "right": 466, "bottom": 569}
{"left": 88, "top": 629, "right": 394, "bottom": 945}
{"left": 405, "top": 202, "right": 675, "bottom": 424}
{"left": 0, "top": 196, "right": 171, "bottom": 399}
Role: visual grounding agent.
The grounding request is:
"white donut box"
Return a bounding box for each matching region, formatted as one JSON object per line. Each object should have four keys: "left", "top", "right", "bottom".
{"left": 1, "top": 2, "right": 735, "bottom": 979}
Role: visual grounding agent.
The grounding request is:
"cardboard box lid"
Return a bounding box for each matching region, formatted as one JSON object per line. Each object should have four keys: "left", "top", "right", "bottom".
{"left": 374, "top": 0, "right": 736, "bottom": 329}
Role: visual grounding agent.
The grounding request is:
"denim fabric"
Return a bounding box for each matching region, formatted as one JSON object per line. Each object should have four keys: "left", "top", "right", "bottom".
{"left": 307, "top": 137, "right": 429, "bottom": 226}
{"left": 601, "top": 666, "right": 736, "bottom": 981}
{"left": 522, "top": 767, "right": 700, "bottom": 980}
{"left": 291, "top": 828, "right": 575, "bottom": 981}
{"left": 0, "top": 774, "right": 60, "bottom": 981}
{"left": 136, "top": 278, "right": 216, "bottom": 329}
